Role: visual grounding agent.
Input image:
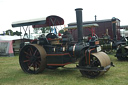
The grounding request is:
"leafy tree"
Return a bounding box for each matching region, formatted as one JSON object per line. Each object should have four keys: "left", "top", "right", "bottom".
{"left": 33, "top": 27, "right": 51, "bottom": 33}
{"left": 41, "top": 27, "right": 51, "bottom": 33}
{"left": 33, "top": 28, "right": 40, "bottom": 34}
{"left": 13, "top": 31, "right": 22, "bottom": 36}
{"left": 59, "top": 29, "right": 64, "bottom": 34}
{"left": 6, "top": 29, "right": 13, "bottom": 36}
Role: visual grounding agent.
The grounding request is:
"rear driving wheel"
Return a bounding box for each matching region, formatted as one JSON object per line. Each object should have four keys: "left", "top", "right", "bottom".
{"left": 19, "top": 44, "right": 46, "bottom": 74}
{"left": 116, "top": 47, "right": 128, "bottom": 61}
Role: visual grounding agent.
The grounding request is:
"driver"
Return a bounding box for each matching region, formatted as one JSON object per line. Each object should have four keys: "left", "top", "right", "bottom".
{"left": 62, "top": 28, "right": 74, "bottom": 41}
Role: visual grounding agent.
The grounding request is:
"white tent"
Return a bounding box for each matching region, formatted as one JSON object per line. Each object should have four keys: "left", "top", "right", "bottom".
{"left": 0, "top": 40, "right": 14, "bottom": 57}
{"left": 0, "top": 35, "right": 21, "bottom": 56}
{"left": 0, "top": 35, "right": 20, "bottom": 40}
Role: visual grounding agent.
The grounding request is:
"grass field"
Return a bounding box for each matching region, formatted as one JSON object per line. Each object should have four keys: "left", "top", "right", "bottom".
{"left": 0, "top": 53, "right": 128, "bottom": 85}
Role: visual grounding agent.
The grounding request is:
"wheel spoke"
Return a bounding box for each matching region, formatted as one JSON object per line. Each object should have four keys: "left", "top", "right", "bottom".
{"left": 24, "top": 51, "right": 31, "bottom": 56}
{"left": 33, "top": 49, "right": 38, "bottom": 56}
{"left": 25, "top": 55, "right": 30, "bottom": 58}
{"left": 27, "top": 62, "right": 31, "bottom": 66}
{"left": 28, "top": 63, "right": 33, "bottom": 71}
{"left": 23, "top": 60, "right": 30, "bottom": 63}
{"left": 30, "top": 47, "right": 34, "bottom": 53}
{"left": 29, "top": 49, "right": 33, "bottom": 56}
{"left": 33, "top": 63, "right": 36, "bottom": 73}
{"left": 36, "top": 62, "right": 41, "bottom": 66}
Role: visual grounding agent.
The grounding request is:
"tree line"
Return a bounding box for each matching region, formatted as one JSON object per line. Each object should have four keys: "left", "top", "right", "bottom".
{"left": 2, "top": 29, "right": 22, "bottom": 36}
{"left": 2, "top": 27, "right": 64, "bottom": 36}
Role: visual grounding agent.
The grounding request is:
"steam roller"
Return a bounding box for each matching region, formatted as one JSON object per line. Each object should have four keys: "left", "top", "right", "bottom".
{"left": 11, "top": 8, "right": 113, "bottom": 78}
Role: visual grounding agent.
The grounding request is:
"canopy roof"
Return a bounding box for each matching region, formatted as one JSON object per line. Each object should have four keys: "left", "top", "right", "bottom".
{"left": 68, "top": 18, "right": 120, "bottom": 27}
{"left": 64, "top": 24, "right": 98, "bottom": 30}
{"left": 12, "top": 15, "right": 64, "bottom": 28}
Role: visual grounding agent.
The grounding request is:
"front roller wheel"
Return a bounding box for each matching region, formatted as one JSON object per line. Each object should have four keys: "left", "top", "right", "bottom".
{"left": 79, "top": 52, "right": 111, "bottom": 78}
{"left": 19, "top": 44, "right": 46, "bottom": 74}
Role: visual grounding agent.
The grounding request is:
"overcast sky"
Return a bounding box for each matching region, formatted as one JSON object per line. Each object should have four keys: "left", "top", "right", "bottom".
{"left": 0, "top": 0, "right": 128, "bottom": 33}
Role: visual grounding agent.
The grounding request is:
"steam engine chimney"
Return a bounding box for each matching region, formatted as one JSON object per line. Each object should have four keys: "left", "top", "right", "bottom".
{"left": 75, "top": 8, "right": 83, "bottom": 42}
{"left": 112, "top": 17, "right": 117, "bottom": 41}
{"left": 95, "top": 15, "right": 97, "bottom": 21}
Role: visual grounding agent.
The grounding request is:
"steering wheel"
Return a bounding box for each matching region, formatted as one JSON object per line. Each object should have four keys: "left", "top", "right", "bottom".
{"left": 46, "top": 33, "right": 58, "bottom": 39}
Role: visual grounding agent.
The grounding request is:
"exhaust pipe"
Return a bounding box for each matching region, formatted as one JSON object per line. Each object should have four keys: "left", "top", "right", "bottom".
{"left": 75, "top": 8, "right": 83, "bottom": 42}
{"left": 112, "top": 17, "right": 117, "bottom": 41}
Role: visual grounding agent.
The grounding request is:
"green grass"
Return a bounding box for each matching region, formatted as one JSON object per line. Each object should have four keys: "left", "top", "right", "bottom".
{"left": 0, "top": 53, "right": 128, "bottom": 85}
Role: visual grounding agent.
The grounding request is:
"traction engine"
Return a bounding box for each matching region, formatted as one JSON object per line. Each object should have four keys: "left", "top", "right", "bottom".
{"left": 12, "top": 8, "right": 113, "bottom": 78}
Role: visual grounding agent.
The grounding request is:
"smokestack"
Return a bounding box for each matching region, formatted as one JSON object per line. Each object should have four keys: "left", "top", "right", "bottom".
{"left": 75, "top": 8, "right": 83, "bottom": 42}
{"left": 95, "top": 15, "right": 97, "bottom": 21}
{"left": 112, "top": 17, "right": 117, "bottom": 41}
